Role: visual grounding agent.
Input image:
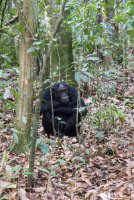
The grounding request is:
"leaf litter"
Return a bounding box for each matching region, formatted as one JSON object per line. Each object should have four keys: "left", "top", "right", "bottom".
{"left": 0, "top": 67, "right": 134, "bottom": 199}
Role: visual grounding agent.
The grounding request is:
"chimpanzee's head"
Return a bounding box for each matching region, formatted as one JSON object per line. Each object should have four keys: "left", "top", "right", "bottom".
{"left": 52, "top": 83, "right": 70, "bottom": 104}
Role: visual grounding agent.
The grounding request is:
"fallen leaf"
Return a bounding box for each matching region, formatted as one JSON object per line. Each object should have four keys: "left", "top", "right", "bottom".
{"left": 0, "top": 180, "right": 16, "bottom": 190}
{"left": 18, "top": 188, "right": 30, "bottom": 200}
{"left": 98, "top": 192, "right": 111, "bottom": 200}
{"left": 5, "top": 165, "right": 13, "bottom": 177}
{"left": 3, "top": 87, "right": 14, "bottom": 100}
{"left": 33, "top": 186, "right": 46, "bottom": 193}
{"left": 85, "top": 189, "right": 97, "bottom": 199}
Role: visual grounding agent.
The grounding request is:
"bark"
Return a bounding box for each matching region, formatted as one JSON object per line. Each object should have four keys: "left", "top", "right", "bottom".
{"left": 11, "top": 0, "right": 37, "bottom": 153}
{"left": 43, "top": 1, "right": 74, "bottom": 85}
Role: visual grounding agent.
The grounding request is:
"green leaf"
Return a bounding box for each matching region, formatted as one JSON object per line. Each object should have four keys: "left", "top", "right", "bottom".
{"left": 33, "top": 41, "right": 43, "bottom": 46}
{"left": 48, "top": 139, "right": 56, "bottom": 145}
{"left": 81, "top": 74, "right": 89, "bottom": 83}
{"left": 51, "top": 164, "right": 60, "bottom": 169}
{"left": 74, "top": 71, "right": 81, "bottom": 85}
{"left": 79, "top": 158, "right": 86, "bottom": 163}
{"left": 3, "top": 88, "right": 12, "bottom": 99}
{"left": 41, "top": 143, "right": 49, "bottom": 154}
{"left": 19, "top": 22, "right": 25, "bottom": 33}
{"left": 50, "top": 170, "right": 56, "bottom": 177}
{"left": 83, "top": 71, "right": 94, "bottom": 78}
{"left": 95, "top": 131, "right": 105, "bottom": 139}
{"left": 40, "top": 168, "right": 50, "bottom": 174}
{"left": 12, "top": 132, "right": 19, "bottom": 144}
{"left": 0, "top": 113, "right": 4, "bottom": 118}
{"left": 57, "top": 159, "right": 66, "bottom": 165}
{"left": 27, "top": 47, "right": 36, "bottom": 53}
{"left": 85, "top": 149, "right": 90, "bottom": 155}
{"left": 87, "top": 56, "right": 100, "bottom": 61}
{"left": 0, "top": 70, "right": 3, "bottom": 78}
{"left": 36, "top": 138, "right": 44, "bottom": 148}
{"left": 12, "top": 166, "right": 22, "bottom": 173}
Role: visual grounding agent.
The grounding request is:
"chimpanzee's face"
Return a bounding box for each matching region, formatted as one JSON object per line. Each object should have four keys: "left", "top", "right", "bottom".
{"left": 53, "top": 83, "right": 70, "bottom": 104}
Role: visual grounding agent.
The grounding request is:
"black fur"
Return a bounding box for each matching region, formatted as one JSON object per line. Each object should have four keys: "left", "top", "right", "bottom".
{"left": 41, "top": 83, "right": 87, "bottom": 137}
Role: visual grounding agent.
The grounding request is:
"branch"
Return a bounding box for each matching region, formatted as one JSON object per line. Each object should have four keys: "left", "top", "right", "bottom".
{"left": 5, "top": 15, "right": 18, "bottom": 26}
{"left": 53, "top": 0, "right": 66, "bottom": 37}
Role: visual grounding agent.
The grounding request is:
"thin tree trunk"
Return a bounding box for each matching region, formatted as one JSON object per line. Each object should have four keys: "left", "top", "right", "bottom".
{"left": 28, "top": 0, "right": 67, "bottom": 186}
{"left": 11, "top": 0, "right": 37, "bottom": 153}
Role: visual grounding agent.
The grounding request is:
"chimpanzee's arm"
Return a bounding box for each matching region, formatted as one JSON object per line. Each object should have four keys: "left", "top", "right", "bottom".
{"left": 40, "top": 85, "right": 62, "bottom": 113}
{"left": 41, "top": 99, "right": 87, "bottom": 115}
{"left": 41, "top": 100, "right": 61, "bottom": 113}
{"left": 54, "top": 99, "right": 87, "bottom": 115}
{"left": 64, "top": 114, "right": 77, "bottom": 134}
{"left": 54, "top": 105, "right": 75, "bottom": 114}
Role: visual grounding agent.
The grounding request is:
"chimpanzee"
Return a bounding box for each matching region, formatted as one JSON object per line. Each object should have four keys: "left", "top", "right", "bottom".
{"left": 41, "top": 82, "right": 87, "bottom": 137}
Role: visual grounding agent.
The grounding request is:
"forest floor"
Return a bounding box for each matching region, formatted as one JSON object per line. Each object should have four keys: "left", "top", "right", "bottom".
{"left": 0, "top": 63, "right": 134, "bottom": 199}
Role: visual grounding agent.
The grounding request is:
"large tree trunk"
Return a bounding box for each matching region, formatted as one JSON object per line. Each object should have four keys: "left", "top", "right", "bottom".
{"left": 46, "top": 29, "right": 74, "bottom": 83}
{"left": 11, "top": 0, "right": 37, "bottom": 153}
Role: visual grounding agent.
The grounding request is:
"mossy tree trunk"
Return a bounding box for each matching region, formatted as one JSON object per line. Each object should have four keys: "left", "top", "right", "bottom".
{"left": 11, "top": 0, "right": 37, "bottom": 153}
{"left": 43, "top": 1, "right": 74, "bottom": 85}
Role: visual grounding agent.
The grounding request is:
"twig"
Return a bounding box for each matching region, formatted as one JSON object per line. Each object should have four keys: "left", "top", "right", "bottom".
{"left": 5, "top": 15, "right": 18, "bottom": 26}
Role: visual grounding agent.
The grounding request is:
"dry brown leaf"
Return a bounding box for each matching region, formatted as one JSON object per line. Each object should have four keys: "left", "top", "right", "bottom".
{"left": 80, "top": 171, "right": 92, "bottom": 186}
{"left": 18, "top": 188, "right": 30, "bottom": 200}
{"left": 33, "top": 186, "right": 46, "bottom": 193}
{"left": 131, "top": 193, "right": 134, "bottom": 200}
{"left": 9, "top": 192, "right": 18, "bottom": 200}
{"left": 85, "top": 189, "right": 98, "bottom": 199}
{"left": 5, "top": 165, "right": 13, "bottom": 177}
{"left": 60, "top": 164, "right": 68, "bottom": 170}
{"left": 111, "top": 97, "right": 120, "bottom": 103}
{"left": 0, "top": 180, "right": 16, "bottom": 190}
{"left": 98, "top": 192, "right": 111, "bottom": 200}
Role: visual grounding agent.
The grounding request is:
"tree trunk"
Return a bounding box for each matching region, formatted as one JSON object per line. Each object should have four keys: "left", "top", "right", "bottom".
{"left": 46, "top": 29, "right": 74, "bottom": 83}
{"left": 11, "top": 0, "right": 37, "bottom": 153}
{"left": 43, "top": 1, "right": 74, "bottom": 85}
{"left": 105, "top": 0, "right": 123, "bottom": 63}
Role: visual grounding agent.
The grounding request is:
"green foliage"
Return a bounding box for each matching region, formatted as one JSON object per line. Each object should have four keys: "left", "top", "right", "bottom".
{"left": 0, "top": 3, "right": 19, "bottom": 69}
{"left": 103, "top": 147, "right": 116, "bottom": 156}
{"left": 75, "top": 70, "right": 90, "bottom": 85}
{"left": 18, "top": 22, "right": 25, "bottom": 33}
{"left": 0, "top": 69, "right": 18, "bottom": 116}
{"left": 67, "top": 0, "right": 134, "bottom": 69}
{"left": 36, "top": 138, "right": 50, "bottom": 154}
{"left": 0, "top": 31, "right": 18, "bottom": 68}
{"left": 92, "top": 104, "right": 126, "bottom": 136}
